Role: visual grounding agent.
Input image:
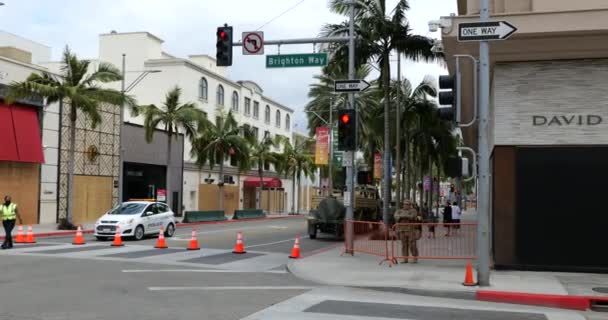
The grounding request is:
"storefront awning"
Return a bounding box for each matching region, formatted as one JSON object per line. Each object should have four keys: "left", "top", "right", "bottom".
{"left": 243, "top": 177, "right": 282, "bottom": 188}
{"left": 0, "top": 103, "right": 44, "bottom": 163}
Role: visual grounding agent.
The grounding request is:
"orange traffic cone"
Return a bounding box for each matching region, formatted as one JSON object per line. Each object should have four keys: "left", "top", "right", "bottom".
{"left": 232, "top": 231, "right": 246, "bottom": 254}
{"left": 25, "top": 225, "right": 36, "bottom": 243}
{"left": 72, "top": 225, "right": 85, "bottom": 245}
{"left": 463, "top": 261, "right": 477, "bottom": 286}
{"left": 289, "top": 235, "right": 301, "bottom": 259}
{"left": 154, "top": 227, "right": 168, "bottom": 249}
{"left": 111, "top": 226, "right": 124, "bottom": 247}
{"left": 14, "top": 225, "right": 25, "bottom": 243}
{"left": 187, "top": 228, "right": 200, "bottom": 251}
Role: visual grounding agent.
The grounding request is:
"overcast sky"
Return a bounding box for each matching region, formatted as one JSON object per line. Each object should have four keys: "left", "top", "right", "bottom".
{"left": 0, "top": 0, "right": 457, "bottom": 132}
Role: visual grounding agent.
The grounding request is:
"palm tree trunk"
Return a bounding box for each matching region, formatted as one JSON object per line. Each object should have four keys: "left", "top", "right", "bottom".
{"left": 218, "top": 160, "right": 224, "bottom": 210}
{"left": 381, "top": 51, "right": 391, "bottom": 226}
{"left": 404, "top": 131, "right": 410, "bottom": 200}
{"left": 429, "top": 157, "right": 433, "bottom": 218}
{"left": 418, "top": 150, "right": 423, "bottom": 209}
{"left": 66, "top": 104, "right": 76, "bottom": 225}
{"left": 258, "top": 166, "right": 263, "bottom": 211}
{"left": 395, "top": 52, "right": 401, "bottom": 209}
{"left": 291, "top": 170, "right": 296, "bottom": 214}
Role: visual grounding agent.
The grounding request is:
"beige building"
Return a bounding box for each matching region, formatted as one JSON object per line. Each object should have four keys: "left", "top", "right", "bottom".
{"left": 441, "top": 0, "right": 608, "bottom": 272}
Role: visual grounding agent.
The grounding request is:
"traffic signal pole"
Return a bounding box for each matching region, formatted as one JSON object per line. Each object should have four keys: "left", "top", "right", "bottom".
{"left": 225, "top": 0, "right": 358, "bottom": 252}
{"left": 344, "top": 0, "right": 356, "bottom": 254}
{"left": 477, "top": 0, "right": 491, "bottom": 286}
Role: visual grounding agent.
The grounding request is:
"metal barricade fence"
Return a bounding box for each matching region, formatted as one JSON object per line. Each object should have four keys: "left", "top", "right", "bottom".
{"left": 391, "top": 222, "right": 477, "bottom": 261}
{"left": 343, "top": 220, "right": 392, "bottom": 264}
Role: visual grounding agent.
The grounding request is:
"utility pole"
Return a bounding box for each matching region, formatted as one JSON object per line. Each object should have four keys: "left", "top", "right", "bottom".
{"left": 344, "top": 0, "right": 356, "bottom": 253}
{"left": 395, "top": 52, "right": 402, "bottom": 208}
{"left": 118, "top": 54, "right": 126, "bottom": 204}
{"left": 477, "top": 0, "right": 491, "bottom": 286}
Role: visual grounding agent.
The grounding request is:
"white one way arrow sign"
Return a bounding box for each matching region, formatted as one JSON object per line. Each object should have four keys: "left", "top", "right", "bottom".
{"left": 334, "top": 79, "right": 371, "bottom": 93}
{"left": 458, "top": 21, "right": 517, "bottom": 42}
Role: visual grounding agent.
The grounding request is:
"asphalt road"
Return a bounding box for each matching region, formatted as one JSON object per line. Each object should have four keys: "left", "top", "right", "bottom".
{"left": 0, "top": 216, "right": 598, "bottom": 320}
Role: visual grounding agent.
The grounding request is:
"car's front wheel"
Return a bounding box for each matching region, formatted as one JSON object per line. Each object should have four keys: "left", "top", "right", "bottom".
{"left": 164, "top": 223, "right": 175, "bottom": 237}
{"left": 134, "top": 225, "right": 145, "bottom": 241}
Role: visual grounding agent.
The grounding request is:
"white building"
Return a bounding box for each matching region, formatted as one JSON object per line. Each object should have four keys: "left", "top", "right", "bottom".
{"left": 96, "top": 31, "right": 296, "bottom": 215}
{"left": 0, "top": 33, "right": 59, "bottom": 224}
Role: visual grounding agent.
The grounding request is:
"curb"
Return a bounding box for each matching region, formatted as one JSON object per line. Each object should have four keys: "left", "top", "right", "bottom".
{"left": 0, "top": 215, "right": 303, "bottom": 240}
{"left": 477, "top": 290, "right": 608, "bottom": 311}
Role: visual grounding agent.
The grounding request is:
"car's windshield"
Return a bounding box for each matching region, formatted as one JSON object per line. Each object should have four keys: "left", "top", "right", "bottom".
{"left": 108, "top": 203, "right": 147, "bottom": 215}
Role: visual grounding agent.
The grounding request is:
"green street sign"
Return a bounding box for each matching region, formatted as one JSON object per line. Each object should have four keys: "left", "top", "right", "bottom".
{"left": 266, "top": 53, "right": 328, "bottom": 68}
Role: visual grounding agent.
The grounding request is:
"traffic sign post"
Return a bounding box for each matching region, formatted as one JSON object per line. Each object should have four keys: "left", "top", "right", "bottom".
{"left": 242, "top": 32, "right": 264, "bottom": 55}
{"left": 458, "top": 21, "right": 516, "bottom": 42}
{"left": 334, "top": 80, "right": 370, "bottom": 93}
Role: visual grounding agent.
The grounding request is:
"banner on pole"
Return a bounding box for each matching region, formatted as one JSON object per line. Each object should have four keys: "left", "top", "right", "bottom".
{"left": 423, "top": 176, "right": 431, "bottom": 191}
{"left": 373, "top": 153, "right": 382, "bottom": 179}
{"left": 315, "top": 127, "right": 330, "bottom": 165}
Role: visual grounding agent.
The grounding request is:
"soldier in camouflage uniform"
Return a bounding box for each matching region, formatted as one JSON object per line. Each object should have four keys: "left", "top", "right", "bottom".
{"left": 394, "top": 200, "right": 422, "bottom": 263}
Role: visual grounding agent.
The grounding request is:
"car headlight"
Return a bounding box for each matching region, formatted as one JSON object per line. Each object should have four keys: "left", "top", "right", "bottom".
{"left": 121, "top": 219, "right": 134, "bottom": 225}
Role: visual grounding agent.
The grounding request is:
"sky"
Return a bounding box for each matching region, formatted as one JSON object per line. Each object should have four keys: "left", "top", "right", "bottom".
{"left": 0, "top": 0, "right": 457, "bottom": 133}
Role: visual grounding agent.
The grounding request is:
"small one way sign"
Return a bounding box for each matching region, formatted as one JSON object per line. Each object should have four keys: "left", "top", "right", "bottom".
{"left": 458, "top": 21, "right": 517, "bottom": 42}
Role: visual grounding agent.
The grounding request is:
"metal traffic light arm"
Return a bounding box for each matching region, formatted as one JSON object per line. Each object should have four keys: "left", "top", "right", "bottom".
{"left": 457, "top": 146, "right": 477, "bottom": 182}
{"left": 455, "top": 54, "right": 478, "bottom": 128}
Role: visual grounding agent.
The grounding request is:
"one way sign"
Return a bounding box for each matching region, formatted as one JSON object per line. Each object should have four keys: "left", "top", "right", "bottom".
{"left": 334, "top": 80, "right": 371, "bottom": 93}
{"left": 458, "top": 21, "right": 517, "bottom": 42}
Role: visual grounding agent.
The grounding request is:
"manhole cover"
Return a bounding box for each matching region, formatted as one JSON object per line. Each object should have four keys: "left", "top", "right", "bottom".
{"left": 593, "top": 287, "right": 608, "bottom": 294}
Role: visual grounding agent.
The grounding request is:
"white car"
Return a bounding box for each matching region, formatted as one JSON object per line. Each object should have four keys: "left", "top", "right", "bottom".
{"left": 94, "top": 201, "right": 176, "bottom": 241}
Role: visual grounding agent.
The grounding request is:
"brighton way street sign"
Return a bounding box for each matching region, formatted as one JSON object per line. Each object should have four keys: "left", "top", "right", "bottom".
{"left": 266, "top": 53, "right": 328, "bottom": 68}
{"left": 458, "top": 21, "right": 517, "bottom": 42}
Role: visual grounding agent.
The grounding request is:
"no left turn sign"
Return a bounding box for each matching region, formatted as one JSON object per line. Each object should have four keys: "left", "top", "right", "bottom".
{"left": 242, "top": 32, "right": 264, "bottom": 55}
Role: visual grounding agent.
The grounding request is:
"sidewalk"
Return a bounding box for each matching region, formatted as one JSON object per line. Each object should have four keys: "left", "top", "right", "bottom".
{"left": 288, "top": 245, "right": 608, "bottom": 311}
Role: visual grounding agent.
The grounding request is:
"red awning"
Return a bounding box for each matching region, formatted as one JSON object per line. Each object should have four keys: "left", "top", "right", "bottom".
{"left": 243, "top": 177, "right": 282, "bottom": 188}
{"left": 0, "top": 103, "right": 44, "bottom": 163}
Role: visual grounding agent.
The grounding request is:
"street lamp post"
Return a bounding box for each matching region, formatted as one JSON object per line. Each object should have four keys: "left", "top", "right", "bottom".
{"left": 118, "top": 53, "right": 161, "bottom": 203}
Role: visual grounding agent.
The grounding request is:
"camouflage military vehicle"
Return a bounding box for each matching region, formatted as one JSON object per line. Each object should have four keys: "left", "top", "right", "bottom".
{"left": 307, "top": 186, "right": 380, "bottom": 239}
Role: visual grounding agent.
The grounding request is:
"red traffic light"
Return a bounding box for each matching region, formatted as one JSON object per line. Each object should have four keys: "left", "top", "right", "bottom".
{"left": 218, "top": 31, "right": 227, "bottom": 40}
{"left": 341, "top": 114, "right": 351, "bottom": 124}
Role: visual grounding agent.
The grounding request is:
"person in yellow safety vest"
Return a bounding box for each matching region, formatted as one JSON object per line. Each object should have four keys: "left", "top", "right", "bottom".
{"left": 1, "top": 195, "right": 23, "bottom": 249}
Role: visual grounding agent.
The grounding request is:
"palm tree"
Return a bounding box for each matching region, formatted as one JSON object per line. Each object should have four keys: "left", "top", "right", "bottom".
{"left": 276, "top": 136, "right": 316, "bottom": 214}
{"left": 323, "top": 0, "right": 439, "bottom": 224}
{"left": 6, "top": 46, "right": 134, "bottom": 228}
{"left": 190, "top": 111, "right": 249, "bottom": 210}
{"left": 245, "top": 133, "right": 281, "bottom": 211}
{"left": 138, "top": 86, "right": 205, "bottom": 213}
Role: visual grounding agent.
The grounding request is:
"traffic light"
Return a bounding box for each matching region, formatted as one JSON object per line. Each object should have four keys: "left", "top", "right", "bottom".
{"left": 446, "top": 157, "right": 470, "bottom": 178}
{"left": 437, "top": 75, "right": 458, "bottom": 123}
{"left": 216, "top": 25, "right": 233, "bottom": 66}
{"left": 357, "top": 171, "right": 373, "bottom": 185}
{"left": 337, "top": 109, "right": 356, "bottom": 151}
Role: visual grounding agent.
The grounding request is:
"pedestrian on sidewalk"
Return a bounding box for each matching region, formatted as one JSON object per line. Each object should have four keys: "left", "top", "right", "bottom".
{"left": 451, "top": 201, "right": 461, "bottom": 235}
{"left": 1, "top": 195, "right": 23, "bottom": 249}
{"left": 442, "top": 201, "right": 452, "bottom": 237}
{"left": 394, "top": 200, "right": 421, "bottom": 264}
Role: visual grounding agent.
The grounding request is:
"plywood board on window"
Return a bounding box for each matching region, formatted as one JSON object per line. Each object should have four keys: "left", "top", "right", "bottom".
{"left": 0, "top": 162, "right": 40, "bottom": 224}
{"left": 73, "top": 175, "right": 112, "bottom": 224}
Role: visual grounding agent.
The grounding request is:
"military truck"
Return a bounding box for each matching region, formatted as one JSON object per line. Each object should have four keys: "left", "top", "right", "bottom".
{"left": 307, "top": 186, "right": 380, "bottom": 239}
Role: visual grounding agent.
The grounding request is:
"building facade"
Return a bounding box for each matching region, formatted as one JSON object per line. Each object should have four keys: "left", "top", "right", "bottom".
{"left": 441, "top": 0, "right": 608, "bottom": 272}
{"left": 97, "top": 31, "right": 296, "bottom": 216}
{"left": 0, "top": 34, "right": 58, "bottom": 224}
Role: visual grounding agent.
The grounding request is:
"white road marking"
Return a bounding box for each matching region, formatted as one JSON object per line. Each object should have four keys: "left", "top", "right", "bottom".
{"left": 171, "top": 224, "right": 296, "bottom": 240}
{"left": 246, "top": 236, "right": 309, "bottom": 249}
{"left": 148, "top": 286, "right": 314, "bottom": 291}
{"left": 123, "top": 269, "right": 286, "bottom": 274}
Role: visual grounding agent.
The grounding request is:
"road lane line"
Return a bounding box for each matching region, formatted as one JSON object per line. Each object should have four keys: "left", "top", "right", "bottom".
{"left": 123, "top": 269, "right": 286, "bottom": 274}
{"left": 170, "top": 225, "right": 292, "bottom": 240}
{"left": 246, "top": 236, "right": 309, "bottom": 249}
{"left": 148, "top": 286, "right": 314, "bottom": 291}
